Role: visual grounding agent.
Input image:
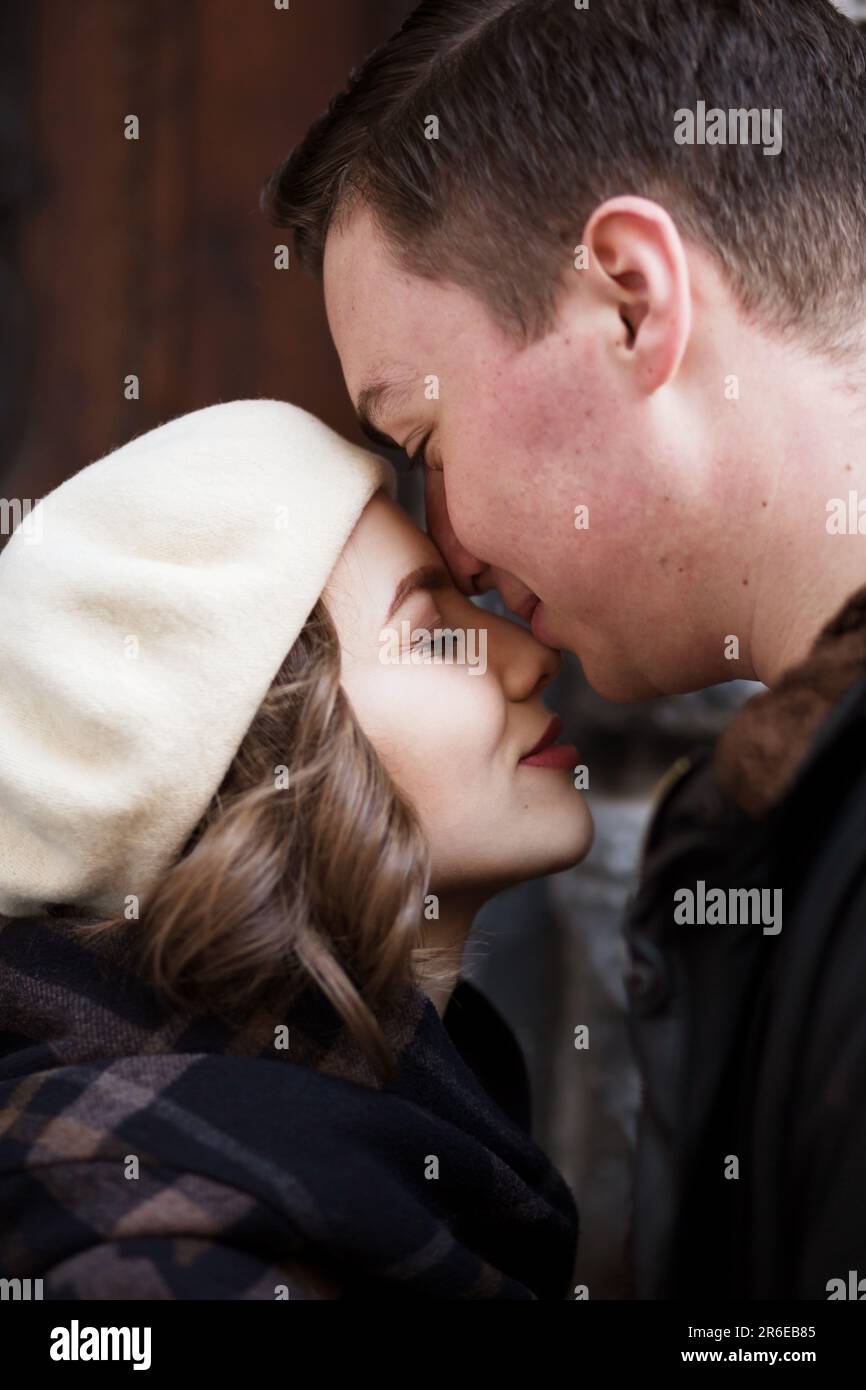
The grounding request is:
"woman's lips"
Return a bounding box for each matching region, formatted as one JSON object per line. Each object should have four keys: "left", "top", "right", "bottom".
{"left": 518, "top": 714, "right": 579, "bottom": 769}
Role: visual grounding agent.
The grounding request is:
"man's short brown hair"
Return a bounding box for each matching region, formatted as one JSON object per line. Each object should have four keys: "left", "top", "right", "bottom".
{"left": 263, "top": 0, "right": 866, "bottom": 357}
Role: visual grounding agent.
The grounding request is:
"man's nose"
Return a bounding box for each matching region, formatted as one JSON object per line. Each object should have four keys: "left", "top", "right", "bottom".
{"left": 424, "top": 469, "right": 485, "bottom": 594}
{"left": 425, "top": 470, "right": 537, "bottom": 619}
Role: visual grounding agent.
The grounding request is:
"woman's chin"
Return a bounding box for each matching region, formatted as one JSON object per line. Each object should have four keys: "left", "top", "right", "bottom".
{"left": 530, "top": 798, "right": 595, "bottom": 875}
{"left": 431, "top": 801, "right": 595, "bottom": 900}
{"left": 532, "top": 833, "right": 594, "bottom": 880}
{"left": 555, "top": 817, "right": 594, "bottom": 873}
{"left": 489, "top": 816, "right": 596, "bottom": 890}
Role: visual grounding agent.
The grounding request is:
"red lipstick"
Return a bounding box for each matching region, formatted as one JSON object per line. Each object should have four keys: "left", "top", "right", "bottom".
{"left": 518, "top": 714, "right": 579, "bottom": 770}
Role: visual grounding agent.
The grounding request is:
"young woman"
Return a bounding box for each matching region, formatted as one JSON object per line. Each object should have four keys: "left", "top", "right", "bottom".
{"left": 0, "top": 400, "right": 593, "bottom": 1301}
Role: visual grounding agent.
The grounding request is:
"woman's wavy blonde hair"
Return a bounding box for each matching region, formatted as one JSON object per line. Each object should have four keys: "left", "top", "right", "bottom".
{"left": 76, "top": 600, "right": 457, "bottom": 1084}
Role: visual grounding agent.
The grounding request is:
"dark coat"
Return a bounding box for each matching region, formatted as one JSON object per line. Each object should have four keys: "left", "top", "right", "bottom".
{"left": 626, "top": 583, "right": 866, "bottom": 1299}
{"left": 0, "top": 917, "right": 578, "bottom": 1300}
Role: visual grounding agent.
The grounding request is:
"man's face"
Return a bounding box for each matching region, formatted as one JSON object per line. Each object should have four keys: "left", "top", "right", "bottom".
{"left": 323, "top": 205, "right": 719, "bottom": 702}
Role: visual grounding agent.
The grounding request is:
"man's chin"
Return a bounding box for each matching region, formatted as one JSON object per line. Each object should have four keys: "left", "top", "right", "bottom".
{"left": 545, "top": 616, "right": 672, "bottom": 702}
{"left": 579, "top": 655, "right": 664, "bottom": 705}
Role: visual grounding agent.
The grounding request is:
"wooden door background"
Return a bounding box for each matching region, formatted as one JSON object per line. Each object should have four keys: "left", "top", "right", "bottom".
{"left": 0, "top": 0, "right": 413, "bottom": 506}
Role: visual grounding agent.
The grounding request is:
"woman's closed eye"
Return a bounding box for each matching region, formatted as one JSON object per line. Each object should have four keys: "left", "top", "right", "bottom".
{"left": 414, "top": 630, "right": 454, "bottom": 658}
{"left": 406, "top": 612, "right": 443, "bottom": 653}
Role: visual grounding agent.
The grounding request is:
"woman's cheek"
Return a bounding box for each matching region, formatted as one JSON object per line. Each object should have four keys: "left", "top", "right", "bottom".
{"left": 346, "top": 662, "right": 505, "bottom": 815}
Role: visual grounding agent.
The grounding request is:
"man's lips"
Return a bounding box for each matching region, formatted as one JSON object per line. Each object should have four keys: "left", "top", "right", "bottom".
{"left": 515, "top": 593, "right": 540, "bottom": 626}
{"left": 530, "top": 600, "right": 553, "bottom": 646}
{"left": 518, "top": 714, "right": 579, "bottom": 769}
{"left": 513, "top": 593, "right": 558, "bottom": 649}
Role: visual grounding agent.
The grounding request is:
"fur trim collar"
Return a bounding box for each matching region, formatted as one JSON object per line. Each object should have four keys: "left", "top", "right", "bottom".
{"left": 715, "top": 585, "right": 866, "bottom": 817}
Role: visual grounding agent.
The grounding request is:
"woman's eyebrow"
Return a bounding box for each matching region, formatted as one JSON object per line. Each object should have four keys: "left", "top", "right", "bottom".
{"left": 385, "top": 564, "right": 451, "bottom": 624}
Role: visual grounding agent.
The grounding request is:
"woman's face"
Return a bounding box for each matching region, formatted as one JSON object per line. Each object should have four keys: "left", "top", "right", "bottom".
{"left": 324, "top": 491, "right": 593, "bottom": 901}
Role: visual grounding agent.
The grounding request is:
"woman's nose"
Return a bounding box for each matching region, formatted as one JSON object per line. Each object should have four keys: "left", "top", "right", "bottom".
{"left": 489, "top": 610, "right": 561, "bottom": 703}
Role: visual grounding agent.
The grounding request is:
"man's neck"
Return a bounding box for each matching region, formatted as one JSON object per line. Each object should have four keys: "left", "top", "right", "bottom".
{"left": 720, "top": 341, "right": 866, "bottom": 688}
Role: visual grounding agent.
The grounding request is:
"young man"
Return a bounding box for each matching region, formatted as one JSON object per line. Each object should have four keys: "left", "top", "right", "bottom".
{"left": 263, "top": 0, "right": 866, "bottom": 1299}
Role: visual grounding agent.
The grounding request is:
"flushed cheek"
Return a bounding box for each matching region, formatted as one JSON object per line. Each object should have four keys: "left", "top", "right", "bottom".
{"left": 444, "top": 431, "right": 603, "bottom": 588}
{"left": 449, "top": 369, "right": 659, "bottom": 586}
{"left": 519, "top": 470, "right": 664, "bottom": 616}
{"left": 445, "top": 450, "right": 548, "bottom": 579}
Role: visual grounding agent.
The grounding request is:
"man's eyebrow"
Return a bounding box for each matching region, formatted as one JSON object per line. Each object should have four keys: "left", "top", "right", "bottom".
{"left": 356, "top": 376, "right": 415, "bottom": 451}
{"left": 385, "top": 564, "right": 452, "bottom": 625}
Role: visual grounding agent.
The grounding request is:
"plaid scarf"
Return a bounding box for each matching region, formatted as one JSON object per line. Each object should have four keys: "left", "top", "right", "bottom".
{"left": 0, "top": 916, "right": 578, "bottom": 1300}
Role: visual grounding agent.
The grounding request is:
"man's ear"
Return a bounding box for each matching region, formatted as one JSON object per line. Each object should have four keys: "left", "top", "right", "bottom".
{"left": 582, "top": 196, "right": 692, "bottom": 393}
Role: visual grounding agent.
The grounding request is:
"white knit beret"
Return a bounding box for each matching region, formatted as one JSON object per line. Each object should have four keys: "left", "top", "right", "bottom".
{"left": 0, "top": 399, "right": 393, "bottom": 919}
